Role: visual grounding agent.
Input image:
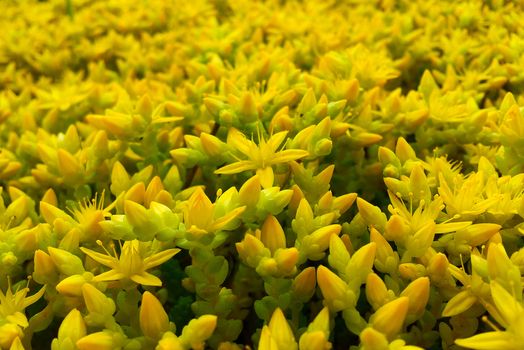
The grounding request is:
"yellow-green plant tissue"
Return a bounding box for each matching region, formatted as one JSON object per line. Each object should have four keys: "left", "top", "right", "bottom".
{"left": 0, "top": 0, "right": 523, "bottom": 349}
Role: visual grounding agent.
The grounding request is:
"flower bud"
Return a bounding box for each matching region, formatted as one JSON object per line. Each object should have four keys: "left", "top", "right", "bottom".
{"left": 238, "top": 91, "right": 258, "bottom": 122}
{"left": 441, "top": 290, "right": 477, "bottom": 317}
{"left": 384, "top": 214, "right": 410, "bottom": 242}
{"left": 305, "top": 224, "right": 341, "bottom": 259}
{"left": 343, "top": 78, "right": 360, "bottom": 102}
{"left": 299, "top": 331, "right": 331, "bottom": 350}
{"left": 356, "top": 198, "right": 387, "bottom": 232}
{"left": 110, "top": 161, "right": 131, "bottom": 196}
{"left": 236, "top": 234, "right": 269, "bottom": 267}
{"left": 200, "top": 132, "right": 227, "bottom": 158}
{"left": 359, "top": 327, "right": 389, "bottom": 350}
{"left": 39, "top": 201, "right": 73, "bottom": 226}
{"left": 157, "top": 332, "right": 185, "bottom": 350}
{"left": 455, "top": 224, "right": 501, "bottom": 246}
{"left": 76, "top": 331, "right": 120, "bottom": 350}
{"left": 238, "top": 175, "right": 261, "bottom": 209}
{"left": 400, "top": 277, "right": 430, "bottom": 320}
{"left": 203, "top": 97, "right": 225, "bottom": 117}
{"left": 314, "top": 139, "right": 332, "bottom": 156}
{"left": 328, "top": 234, "right": 350, "bottom": 274}
{"left": 41, "top": 188, "right": 58, "bottom": 206}
{"left": 398, "top": 263, "right": 426, "bottom": 280}
{"left": 292, "top": 267, "right": 316, "bottom": 302}
{"left": 257, "top": 257, "right": 279, "bottom": 276}
{"left": 260, "top": 215, "right": 286, "bottom": 254}
{"left": 82, "top": 284, "right": 116, "bottom": 318}
{"left": 34, "top": 249, "right": 57, "bottom": 285}
{"left": 179, "top": 315, "right": 217, "bottom": 349}
{"left": 366, "top": 273, "right": 392, "bottom": 311}
{"left": 56, "top": 273, "right": 92, "bottom": 297}
{"left": 332, "top": 193, "right": 357, "bottom": 215}
{"left": 144, "top": 176, "right": 164, "bottom": 208}
{"left": 48, "top": 247, "right": 85, "bottom": 276}
{"left": 267, "top": 308, "right": 297, "bottom": 350}
{"left": 124, "top": 200, "right": 149, "bottom": 229}
{"left": 352, "top": 132, "right": 383, "bottom": 147}
{"left": 317, "top": 265, "right": 352, "bottom": 311}
{"left": 274, "top": 248, "right": 298, "bottom": 276}
{"left": 56, "top": 309, "right": 86, "bottom": 346}
{"left": 57, "top": 149, "right": 83, "bottom": 184}
{"left": 370, "top": 228, "right": 398, "bottom": 274}
{"left": 346, "top": 243, "right": 376, "bottom": 288}
{"left": 140, "top": 291, "right": 170, "bottom": 339}
{"left": 124, "top": 182, "right": 146, "bottom": 204}
{"left": 369, "top": 297, "right": 409, "bottom": 340}
{"left": 395, "top": 137, "right": 417, "bottom": 162}
{"left": 297, "top": 89, "right": 317, "bottom": 116}
{"left": 406, "top": 221, "right": 435, "bottom": 258}
{"left": 258, "top": 326, "right": 278, "bottom": 350}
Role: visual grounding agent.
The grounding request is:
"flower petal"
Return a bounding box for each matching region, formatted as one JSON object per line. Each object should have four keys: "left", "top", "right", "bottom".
{"left": 267, "top": 131, "right": 288, "bottom": 152}
{"left": 490, "top": 281, "right": 523, "bottom": 326}
{"left": 23, "top": 285, "right": 47, "bottom": 308}
{"left": 80, "top": 247, "right": 117, "bottom": 268}
{"left": 257, "top": 167, "right": 275, "bottom": 189}
{"left": 131, "top": 272, "right": 162, "bottom": 286}
{"left": 215, "top": 161, "right": 255, "bottom": 175}
{"left": 211, "top": 206, "right": 246, "bottom": 232}
{"left": 92, "top": 270, "right": 125, "bottom": 283}
{"left": 455, "top": 331, "right": 516, "bottom": 350}
{"left": 143, "top": 248, "right": 180, "bottom": 269}
{"left": 227, "top": 128, "right": 253, "bottom": 156}
{"left": 272, "top": 149, "right": 309, "bottom": 164}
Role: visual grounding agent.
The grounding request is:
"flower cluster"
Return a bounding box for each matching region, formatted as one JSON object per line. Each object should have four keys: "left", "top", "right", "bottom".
{"left": 0, "top": 0, "right": 523, "bottom": 349}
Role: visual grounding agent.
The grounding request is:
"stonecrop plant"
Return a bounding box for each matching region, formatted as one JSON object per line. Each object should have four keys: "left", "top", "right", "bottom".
{"left": 0, "top": 0, "right": 524, "bottom": 349}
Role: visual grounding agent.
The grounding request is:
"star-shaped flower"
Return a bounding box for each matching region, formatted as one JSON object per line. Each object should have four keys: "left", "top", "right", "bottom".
{"left": 0, "top": 280, "right": 46, "bottom": 328}
{"left": 455, "top": 281, "right": 524, "bottom": 350}
{"left": 80, "top": 240, "right": 179, "bottom": 287}
{"left": 182, "top": 187, "right": 245, "bottom": 237}
{"left": 215, "top": 127, "right": 309, "bottom": 188}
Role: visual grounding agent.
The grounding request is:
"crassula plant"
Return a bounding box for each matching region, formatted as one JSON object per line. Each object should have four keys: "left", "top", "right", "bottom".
{"left": 0, "top": 0, "right": 523, "bottom": 349}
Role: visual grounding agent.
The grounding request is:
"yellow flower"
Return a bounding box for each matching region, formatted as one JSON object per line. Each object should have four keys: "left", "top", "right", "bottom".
{"left": 236, "top": 216, "right": 298, "bottom": 277}
{"left": 360, "top": 327, "right": 424, "bottom": 350}
{"left": 82, "top": 283, "right": 116, "bottom": 326}
{"left": 298, "top": 307, "right": 331, "bottom": 350}
{"left": 385, "top": 190, "right": 472, "bottom": 258}
{"left": 51, "top": 308, "right": 87, "bottom": 350}
{"left": 179, "top": 314, "right": 217, "bottom": 350}
{"left": 455, "top": 281, "right": 524, "bottom": 350}
{"left": 67, "top": 191, "right": 116, "bottom": 242}
{"left": 317, "top": 265, "right": 354, "bottom": 312}
{"left": 76, "top": 330, "right": 125, "bottom": 350}
{"left": 369, "top": 297, "right": 410, "bottom": 340}
{"left": 0, "top": 324, "right": 23, "bottom": 350}
{"left": 215, "top": 127, "right": 309, "bottom": 188}
{"left": 139, "top": 291, "right": 170, "bottom": 339}
{"left": 258, "top": 308, "right": 297, "bottom": 350}
{"left": 183, "top": 187, "right": 245, "bottom": 237}
{"left": 437, "top": 171, "right": 498, "bottom": 220}
{"left": 0, "top": 280, "right": 46, "bottom": 329}
{"left": 156, "top": 332, "right": 185, "bottom": 350}
{"left": 80, "top": 239, "right": 179, "bottom": 287}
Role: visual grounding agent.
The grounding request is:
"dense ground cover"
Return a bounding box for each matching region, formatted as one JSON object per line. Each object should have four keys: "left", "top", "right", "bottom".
{"left": 0, "top": 0, "right": 523, "bottom": 349}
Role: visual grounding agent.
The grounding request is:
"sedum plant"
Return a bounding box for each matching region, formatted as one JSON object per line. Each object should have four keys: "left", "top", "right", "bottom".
{"left": 0, "top": 0, "right": 523, "bottom": 349}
